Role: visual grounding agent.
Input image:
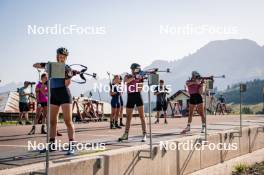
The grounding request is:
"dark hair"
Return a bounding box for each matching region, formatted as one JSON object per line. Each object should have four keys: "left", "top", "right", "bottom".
{"left": 130, "top": 63, "right": 141, "bottom": 69}
{"left": 41, "top": 73, "right": 47, "bottom": 79}
{"left": 112, "top": 75, "right": 121, "bottom": 82}
{"left": 160, "top": 79, "right": 164, "bottom": 83}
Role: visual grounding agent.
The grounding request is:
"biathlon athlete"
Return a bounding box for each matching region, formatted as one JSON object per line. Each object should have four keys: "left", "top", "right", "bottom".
{"left": 17, "top": 81, "right": 32, "bottom": 125}
{"left": 181, "top": 71, "right": 206, "bottom": 134}
{"left": 118, "top": 63, "right": 147, "bottom": 142}
{"left": 216, "top": 95, "right": 227, "bottom": 115}
{"left": 154, "top": 80, "right": 169, "bottom": 124}
{"left": 27, "top": 74, "right": 63, "bottom": 136}
{"left": 28, "top": 73, "right": 48, "bottom": 135}
{"left": 110, "top": 75, "right": 122, "bottom": 129}
{"left": 33, "top": 47, "right": 75, "bottom": 155}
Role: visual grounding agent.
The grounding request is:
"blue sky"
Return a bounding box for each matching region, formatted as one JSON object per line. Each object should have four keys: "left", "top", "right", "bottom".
{"left": 0, "top": 0, "right": 264, "bottom": 85}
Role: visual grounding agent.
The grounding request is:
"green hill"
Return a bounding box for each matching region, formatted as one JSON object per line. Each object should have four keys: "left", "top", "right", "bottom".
{"left": 219, "top": 79, "right": 264, "bottom": 105}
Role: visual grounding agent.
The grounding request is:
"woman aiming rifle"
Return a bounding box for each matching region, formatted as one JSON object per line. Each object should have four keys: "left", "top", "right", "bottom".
{"left": 118, "top": 63, "right": 147, "bottom": 142}
{"left": 181, "top": 71, "right": 206, "bottom": 134}
{"left": 33, "top": 47, "right": 75, "bottom": 155}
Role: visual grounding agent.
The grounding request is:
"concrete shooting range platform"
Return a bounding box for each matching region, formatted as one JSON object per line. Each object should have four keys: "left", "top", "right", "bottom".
{"left": 0, "top": 115, "right": 263, "bottom": 175}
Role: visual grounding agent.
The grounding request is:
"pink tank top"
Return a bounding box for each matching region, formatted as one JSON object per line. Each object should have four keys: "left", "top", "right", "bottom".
{"left": 36, "top": 82, "right": 48, "bottom": 103}
{"left": 125, "top": 74, "right": 144, "bottom": 93}
{"left": 187, "top": 83, "right": 202, "bottom": 95}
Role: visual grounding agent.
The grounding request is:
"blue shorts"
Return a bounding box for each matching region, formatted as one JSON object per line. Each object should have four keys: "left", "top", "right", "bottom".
{"left": 111, "top": 97, "right": 121, "bottom": 108}
{"left": 120, "top": 96, "right": 124, "bottom": 106}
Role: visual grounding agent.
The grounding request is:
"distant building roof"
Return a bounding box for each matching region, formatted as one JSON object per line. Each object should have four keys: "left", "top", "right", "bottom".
{"left": 168, "top": 90, "right": 190, "bottom": 101}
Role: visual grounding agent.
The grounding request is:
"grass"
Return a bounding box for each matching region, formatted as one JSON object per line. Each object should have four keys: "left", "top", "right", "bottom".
{"left": 228, "top": 103, "right": 264, "bottom": 115}
{"left": 232, "top": 162, "right": 264, "bottom": 175}
{"left": 0, "top": 120, "right": 18, "bottom": 126}
{"left": 233, "top": 163, "right": 248, "bottom": 174}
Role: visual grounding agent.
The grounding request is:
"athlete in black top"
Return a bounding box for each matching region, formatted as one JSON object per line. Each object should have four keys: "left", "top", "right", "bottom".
{"left": 154, "top": 80, "right": 169, "bottom": 124}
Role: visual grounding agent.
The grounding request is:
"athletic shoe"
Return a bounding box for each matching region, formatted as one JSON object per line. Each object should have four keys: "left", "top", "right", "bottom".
{"left": 201, "top": 124, "right": 206, "bottom": 133}
{"left": 181, "top": 126, "right": 191, "bottom": 134}
{"left": 41, "top": 125, "right": 47, "bottom": 134}
{"left": 39, "top": 148, "right": 47, "bottom": 154}
{"left": 141, "top": 133, "right": 147, "bottom": 142}
{"left": 66, "top": 148, "right": 75, "bottom": 155}
{"left": 164, "top": 119, "right": 168, "bottom": 124}
{"left": 110, "top": 122, "right": 116, "bottom": 129}
{"left": 25, "top": 121, "right": 32, "bottom": 125}
{"left": 28, "top": 126, "right": 35, "bottom": 135}
{"left": 57, "top": 131, "right": 62, "bottom": 136}
{"left": 115, "top": 121, "right": 122, "bottom": 129}
{"left": 154, "top": 119, "right": 159, "bottom": 124}
{"left": 17, "top": 121, "right": 23, "bottom": 125}
{"left": 66, "top": 142, "right": 76, "bottom": 156}
{"left": 118, "top": 132, "right": 128, "bottom": 142}
{"left": 119, "top": 120, "right": 125, "bottom": 127}
{"left": 201, "top": 127, "right": 205, "bottom": 133}
{"left": 39, "top": 142, "right": 56, "bottom": 153}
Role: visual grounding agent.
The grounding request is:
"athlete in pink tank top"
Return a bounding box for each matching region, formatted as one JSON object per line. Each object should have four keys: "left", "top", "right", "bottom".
{"left": 181, "top": 71, "right": 206, "bottom": 134}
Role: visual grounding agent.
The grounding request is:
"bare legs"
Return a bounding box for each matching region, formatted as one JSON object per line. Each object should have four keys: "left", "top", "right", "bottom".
{"left": 196, "top": 103, "right": 205, "bottom": 123}
{"left": 28, "top": 106, "right": 47, "bottom": 135}
{"left": 155, "top": 110, "right": 168, "bottom": 124}
{"left": 50, "top": 104, "right": 59, "bottom": 139}
{"left": 18, "top": 112, "right": 29, "bottom": 124}
{"left": 124, "top": 106, "right": 146, "bottom": 134}
{"left": 61, "top": 104, "right": 74, "bottom": 140}
{"left": 182, "top": 103, "right": 205, "bottom": 133}
{"left": 49, "top": 103, "right": 74, "bottom": 140}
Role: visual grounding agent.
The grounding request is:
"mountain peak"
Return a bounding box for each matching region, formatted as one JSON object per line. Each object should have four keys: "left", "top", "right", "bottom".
{"left": 198, "top": 39, "right": 261, "bottom": 53}
{"left": 146, "top": 39, "right": 264, "bottom": 92}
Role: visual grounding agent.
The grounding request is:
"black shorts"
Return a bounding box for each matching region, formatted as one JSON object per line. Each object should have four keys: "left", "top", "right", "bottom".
{"left": 190, "top": 93, "right": 203, "bottom": 105}
{"left": 37, "top": 102, "right": 47, "bottom": 108}
{"left": 19, "top": 102, "right": 29, "bottom": 112}
{"left": 126, "top": 92, "right": 143, "bottom": 108}
{"left": 156, "top": 102, "right": 168, "bottom": 111}
{"left": 51, "top": 87, "right": 72, "bottom": 106}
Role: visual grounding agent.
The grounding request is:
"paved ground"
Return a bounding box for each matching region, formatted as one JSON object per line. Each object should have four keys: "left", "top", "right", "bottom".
{"left": 0, "top": 115, "right": 263, "bottom": 171}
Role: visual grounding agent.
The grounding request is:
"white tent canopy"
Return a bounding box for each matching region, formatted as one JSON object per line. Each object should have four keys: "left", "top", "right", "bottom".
{"left": 0, "top": 91, "right": 19, "bottom": 113}
{"left": 0, "top": 91, "right": 112, "bottom": 114}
